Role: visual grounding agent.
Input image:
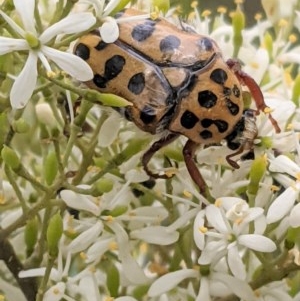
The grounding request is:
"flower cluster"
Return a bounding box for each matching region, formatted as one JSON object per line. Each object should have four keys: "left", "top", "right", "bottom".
{"left": 1, "top": 0, "right": 300, "bottom": 301}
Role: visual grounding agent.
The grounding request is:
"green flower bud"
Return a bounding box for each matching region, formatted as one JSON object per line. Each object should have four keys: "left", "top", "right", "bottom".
{"left": 93, "top": 178, "right": 114, "bottom": 195}
{"left": 44, "top": 151, "right": 58, "bottom": 185}
{"left": 24, "top": 217, "right": 39, "bottom": 256}
{"left": 1, "top": 145, "right": 21, "bottom": 170}
{"left": 85, "top": 90, "right": 131, "bottom": 107}
{"left": 248, "top": 155, "right": 267, "bottom": 195}
{"left": 12, "top": 118, "right": 30, "bottom": 133}
{"left": 47, "top": 212, "right": 63, "bottom": 257}
{"left": 264, "top": 31, "right": 273, "bottom": 58}
{"left": 232, "top": 7, "right": 245, "bottom": 57}
{"left": 102, "top": 205, "right": 128, "bottom": 217}
{"left": 105, "top": 262, "right": 120, "bottom": 297}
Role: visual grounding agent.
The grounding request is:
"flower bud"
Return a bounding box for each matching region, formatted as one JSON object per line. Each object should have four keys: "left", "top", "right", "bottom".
{"left": 47, "top": 212, "right": 63, "bottom": 257}
{"left": 24, "top": 217, "right": 39, "bottom": 256}
{"left": 104, "top": 262, "right": 120, "bottom": 297}
{"left": 1, "top": 145, "right": 21, "bottom": 170}
{"left": 92, "top": 178, "right": 114, "bottom": 195}
{"left": 12, "top": 118, "right": 30, "bottom": 133}
{"left": 248, "top": 156, "right": 267, "bottom": 195}
{"left": 35, "top": 103, "right": 57, "bottom": 128}
{"left": 44, "top": 151, "right": 58, "bottom": 185}
{"left": 102, "top": 205, "right": 128, "bottom": 217}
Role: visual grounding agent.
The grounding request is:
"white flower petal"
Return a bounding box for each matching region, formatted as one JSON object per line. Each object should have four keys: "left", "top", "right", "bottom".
{"left": 131, "top": 226, "right": 179, "bottom": 245}
{"left": 19, "top": 267, "right": 47, "bottom": 278}
{"left": 14, "top": 0, "right": 36, "bottom": 33}
{"left": 269, "top": 155, "right": 300, "bottom": 177}
{"left": 289, "top": 202, "right": 300, "bottom": 227}
{"left": 198, "top": 240, "right": 226, "bottom": 265}
{"left": 0, "top": 37, "right": 28, "bottom": 54}
{"left": 60, "top": 189, "right": 100, "bottom": 215}
{"left": 10, "top": 51, "right": 38, "bottom": 108}
{"left": 238, "top": 234, "right": 276, "bottom": 252}
{"left": 103, "top": 0, "right": 121, "bottom": 15}
{"left": 148, "top": 269, "right": 198, "bottom": 297}
{"left": 267, "top": 186, "right": 299, "bottom": 224}
{"left": 79, "top": 274, "right": 101, "bottom": 301}
{"left": 98, "top": 113, "right": 121, "bottom": 147}
{"left": 278, "top": 50, "right": 300, "bottom": 65}
{"left": 227, "top": 245, "right": 246, "bottom": 280}
{"left": 206, "top": 205, "right": 229, "bottom": 234}
{"left": 193, "top": 210, "right": 206, "bottom": 250}
{"left": 0, "top": 10, "right": 26, "bottom": 37}
{"left": 115, "top": 297, "right": 138, "bottom": 301}
{"left": 108, "top": 220, "right": 148, "bottom": 284}
{"left": 43, "top": 282, "right": 66, "bottom": 301}
{"left": 212, "top": 273, "right": 256, "bottom": 301}
{"left": 42, "top": 46, "right": 93, "bottom": 80}
{"left": 85, "top": 238, "right": 113, "bottom": 263}
{"left": 67, "top": 222, "right": 103, "bottom": 253}
{"left": 196, "top": 277, "right": 211, "bottom": 301}
{"left": 40, "top": 13, "right": 96, "bottom": 43}
{"left": 243, "top": 48, "right": 269, "bottom": 83}
{"left": 0, "top": 208, "right": 22, "bottom": 229}
{"left": 100, "top": 17, "right": 119, "bottom": 43}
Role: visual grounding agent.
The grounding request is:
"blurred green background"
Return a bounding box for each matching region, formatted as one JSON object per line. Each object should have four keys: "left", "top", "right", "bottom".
{"left": 170, "top": 0, "right": 264, "bottom": 26}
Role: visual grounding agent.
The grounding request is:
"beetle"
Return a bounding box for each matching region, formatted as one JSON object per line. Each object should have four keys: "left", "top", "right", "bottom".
{"left": 74, "top": 8, "right": 280, "bottom": 196}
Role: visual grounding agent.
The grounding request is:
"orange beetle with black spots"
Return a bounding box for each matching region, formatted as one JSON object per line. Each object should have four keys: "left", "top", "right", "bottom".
{"left": 74, "top": 8, "right": 280, "bottom": 196}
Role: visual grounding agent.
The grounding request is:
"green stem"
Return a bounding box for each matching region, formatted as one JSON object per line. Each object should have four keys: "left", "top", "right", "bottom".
{"left": 4, "top": 165, "right": 29, "bottom": 213}
{"left": 36, "top": 255, "right": 56, "bottom": 301}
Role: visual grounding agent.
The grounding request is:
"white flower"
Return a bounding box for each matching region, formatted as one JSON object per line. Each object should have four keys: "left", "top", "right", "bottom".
{"left": 79, "top": 0, "right": 121, "bottom": 43}
{"left": 148, "top": 269, "right": 256, "bottom": 301}
{"left": 267, "top": 155, "right": 300, "bottom": 226}
{"left": 0, "top": 0, "right": 95, "bottom": 108}
{"left": 195, "top": 201, "right": 275, "bottom": 280}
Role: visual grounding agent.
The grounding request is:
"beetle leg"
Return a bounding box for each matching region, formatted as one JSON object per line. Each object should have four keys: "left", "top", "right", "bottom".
{"left": 142, "top": 133, "right": 179, "bottom": 179}
{"left": 226, "top": 58, "right": 281, "bottom": 133}
{"left": 183, "top": 139, "right": 208, "bottom": 195}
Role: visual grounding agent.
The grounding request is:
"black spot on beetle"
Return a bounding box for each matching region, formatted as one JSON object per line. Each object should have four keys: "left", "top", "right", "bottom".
{"left": 128, "top": 73, "right": 145, "bottom": 95}
{"left": 223, "top": 87, "right": 231, "bottom": 97}
{"left": 225, "top": 98, "right": 240, "bottom": 116}
{"left": 140, "top": 105, "right": 156, "bottom": 124}
{"left": 93, "top": 74, "right": 107, "bottom": 88}
{"left": 232, "top": 84, "right": 241, "bottom": 98}
{"left": 74, "top": 43, "right": 90, "bottom": 61}
{"left": 198, "top": 90, "right": 217, "bottom": 108}
{"left": 201, "top": 118, "right": 213, "bottom": 128}
{"left": 214, "top": 120, "right": 229, "bottom": 133}
{"left": 181, "top": 110, "right": 199, "bottom": 129}
{"left": 104, "top": 55, "right": 126, "bottom": 80}
{"left": 131, "top": 22, "right": 155, "bottom": 42}
{"left": 200, "top": 130, "right": 213, "bottom": 139}
{"left": 95, "top": 40, "right": 108, "bottom": 51}
{"left": 114, "top": 10, "right": 125, "bottom": 18}
{"left": 210, "top": 68, "right": 228, "bottom": 85}
{"left": 159, "top": 35, "right": 181, "bottom": 53}
{"left": 197, "top": 37, "right": 214, "bottom": 51}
